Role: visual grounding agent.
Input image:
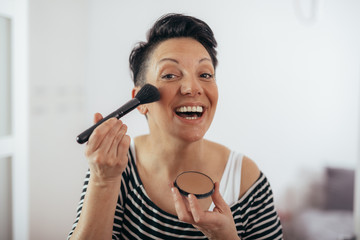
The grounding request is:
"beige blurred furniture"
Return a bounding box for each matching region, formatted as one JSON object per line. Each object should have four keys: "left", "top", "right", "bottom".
{"left": 283, "top": 167, "right": 355, "bottom": 240}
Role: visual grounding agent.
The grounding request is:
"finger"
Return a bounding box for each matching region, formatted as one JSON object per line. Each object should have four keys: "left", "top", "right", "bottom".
{"left": 188, "top": 194, "right": 203, "bottom": 223}
{"left": 107, "top": 124, "right": 127, "bottom": 158}
{"left": 93, "top": 112, "right": 103, "bottom": 124}
{"left": 117, "top": 134, "right": 131, "bottom": 160}
{"left": 171, "top": 187, "right": 194, "bottom": 223}
{"left": 100, "top": 119, "right": 125, "bottom": 154}
{"left": 211, "top": 182, "right": 229, "bottom": 214}
{"left": 85, "top": 112, "right": 104, "bottom": 150}
{"left": 87, "top": 118, "right": 119, "bottom": 152}
{"left": 112, "top": 124, "right": 129, "bottom": 157}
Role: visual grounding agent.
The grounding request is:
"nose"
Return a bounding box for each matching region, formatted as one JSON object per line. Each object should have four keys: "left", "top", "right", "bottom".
{"left": 180, "top": 75, "right": 203, "bottom": 96}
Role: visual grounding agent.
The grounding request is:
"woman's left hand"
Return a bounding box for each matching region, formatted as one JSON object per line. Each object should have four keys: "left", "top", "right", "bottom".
{"left": 171, "top": 182, "right": 240, "bottom": 240}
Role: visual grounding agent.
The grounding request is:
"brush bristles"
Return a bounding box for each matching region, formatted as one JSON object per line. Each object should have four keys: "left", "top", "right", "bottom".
{"left": 135, "top": 84, "right": 161, "bottom": 104}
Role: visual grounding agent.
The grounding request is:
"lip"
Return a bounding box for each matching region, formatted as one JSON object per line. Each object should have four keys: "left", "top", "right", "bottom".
{"left": 173, "top": 102, "right": 206, "bottom": 109}
{"left": 173, "top": 102, "right": 207, "bottom": 123}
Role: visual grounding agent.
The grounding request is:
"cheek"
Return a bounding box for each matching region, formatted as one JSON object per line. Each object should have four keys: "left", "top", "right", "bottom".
{"left": 147, "top": 89, "right": 174, "bottom": 118}
{"left": 158, "top": 84, "right": 178, "bottom": 95}
{"left": 213, "top": 92, "right": 219, "bottom": 105}
{"left": 208, "top": 85, "right": 219, "bottom": 107}
{"left": 157, "top": 86, "right": 178, "bottom": 106}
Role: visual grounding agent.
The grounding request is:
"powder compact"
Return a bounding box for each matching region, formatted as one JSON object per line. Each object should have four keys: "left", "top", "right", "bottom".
{"left": 174, "top": 171, "right": 215, "bottom": 199}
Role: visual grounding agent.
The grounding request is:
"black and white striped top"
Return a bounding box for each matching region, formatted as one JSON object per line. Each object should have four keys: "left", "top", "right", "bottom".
{"left": 68, "top": 148, "right": 283, "bottom": 240}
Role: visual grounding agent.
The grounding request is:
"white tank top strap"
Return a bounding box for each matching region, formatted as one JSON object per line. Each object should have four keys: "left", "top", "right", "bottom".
{"left": 209, "top": 151, "right": 243, "bottom": 210}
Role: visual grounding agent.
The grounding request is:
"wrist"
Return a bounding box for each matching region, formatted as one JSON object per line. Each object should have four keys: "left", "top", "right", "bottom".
{"left": 89, "top": 174, "right": 122, "bottom": 188}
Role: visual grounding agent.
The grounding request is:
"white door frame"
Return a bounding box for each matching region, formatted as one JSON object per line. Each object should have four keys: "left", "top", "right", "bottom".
{"left": 0, "top": 0, "right": 29, "bottom": 239}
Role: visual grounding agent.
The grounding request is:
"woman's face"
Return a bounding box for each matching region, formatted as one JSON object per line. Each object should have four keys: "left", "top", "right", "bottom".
{"left": 140, "top": 37, "right": 218, "bottom": 142}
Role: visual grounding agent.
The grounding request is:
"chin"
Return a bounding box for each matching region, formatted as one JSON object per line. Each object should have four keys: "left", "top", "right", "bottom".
{"left": 183, "top": 135, "right": 203, "bottom": 143}
{"left": 177, "top": 129, "right": 207, "bottom": 143}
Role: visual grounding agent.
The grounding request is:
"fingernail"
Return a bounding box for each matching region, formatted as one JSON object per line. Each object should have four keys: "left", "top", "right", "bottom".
{"left": 188, "top": 194, "right": 195, "bottom": 200}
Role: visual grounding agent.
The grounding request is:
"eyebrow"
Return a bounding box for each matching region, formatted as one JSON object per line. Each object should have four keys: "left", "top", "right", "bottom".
{"left": 199, "top": 58, "right": 212, "bottom": 63}
{"left": 158, "top": 57, "right": 212, "bottom": 64}
{"left": 158, "top": 58, "right": 179, "bottom": 64}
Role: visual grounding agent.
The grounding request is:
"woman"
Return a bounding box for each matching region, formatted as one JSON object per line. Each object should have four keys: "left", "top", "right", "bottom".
{"left": 68, "top": 13, "right": 283, "bottom": 240}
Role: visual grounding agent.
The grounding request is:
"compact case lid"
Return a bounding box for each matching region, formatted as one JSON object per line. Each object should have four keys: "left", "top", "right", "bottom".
{"left": 174, "top": 171, "right": 215, "bottom": 199}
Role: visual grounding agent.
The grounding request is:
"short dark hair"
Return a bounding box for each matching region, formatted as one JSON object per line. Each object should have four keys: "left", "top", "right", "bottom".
{"left": 129, "top": 13, "right": 218, "bottom": 86}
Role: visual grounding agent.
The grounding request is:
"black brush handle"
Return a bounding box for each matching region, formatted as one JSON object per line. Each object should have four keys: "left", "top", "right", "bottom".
{"left": 76, "top": 98, "right": 140, "bottom": 144}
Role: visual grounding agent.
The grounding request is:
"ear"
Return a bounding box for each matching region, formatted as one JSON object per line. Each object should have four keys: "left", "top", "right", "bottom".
{"left": 132, "top": 87, "right": 148, "bottom": 115}
{"left": 132, "top": 87, "right": 139, "bottom": 99}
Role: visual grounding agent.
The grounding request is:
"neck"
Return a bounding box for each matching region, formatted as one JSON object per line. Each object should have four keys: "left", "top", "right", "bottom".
{"left": 135, "top": 134, "right": 207, "bottom": 179}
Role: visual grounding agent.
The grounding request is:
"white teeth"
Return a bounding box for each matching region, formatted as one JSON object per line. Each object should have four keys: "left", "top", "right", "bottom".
{"left": 176, "top": 106, "right": 203, "bottom": 113}
{"left": 175, "top": 106, "right": 204, "bottom": 120}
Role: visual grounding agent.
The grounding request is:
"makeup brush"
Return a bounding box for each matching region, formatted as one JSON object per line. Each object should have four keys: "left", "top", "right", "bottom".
{"left": 76, "top": 84, "right": 160, "bottom": 144}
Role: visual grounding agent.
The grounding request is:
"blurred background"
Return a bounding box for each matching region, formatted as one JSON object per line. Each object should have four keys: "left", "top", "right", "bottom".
{"left": 0, "top": 0, "right": 359, "bottom": 239}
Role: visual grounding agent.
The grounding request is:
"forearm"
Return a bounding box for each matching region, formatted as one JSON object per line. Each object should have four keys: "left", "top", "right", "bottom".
{"left": 70, "top": 176, "right": 121, "bottom": 240}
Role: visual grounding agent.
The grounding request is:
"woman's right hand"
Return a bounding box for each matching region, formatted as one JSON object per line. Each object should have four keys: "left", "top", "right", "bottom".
{"left": 85, "top": 113, "right": 131, "bottom": 185}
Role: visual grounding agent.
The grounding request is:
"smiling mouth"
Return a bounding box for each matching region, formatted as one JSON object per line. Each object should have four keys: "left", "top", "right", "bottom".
{"left": 175, "top": 106, "right": 204, "bottom": 120}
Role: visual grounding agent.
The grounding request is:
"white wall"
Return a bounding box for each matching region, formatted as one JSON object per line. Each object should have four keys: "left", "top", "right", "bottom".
{"left": 28, "top": 0, "right": 88, "bottom": 239}
{"left": 86, "top": 0, "right": 360, "bottom": 210}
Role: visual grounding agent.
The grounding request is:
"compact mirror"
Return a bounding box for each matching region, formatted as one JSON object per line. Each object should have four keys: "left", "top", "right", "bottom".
{"left": 174, "top": 171, "right": 215, "bottom": 199}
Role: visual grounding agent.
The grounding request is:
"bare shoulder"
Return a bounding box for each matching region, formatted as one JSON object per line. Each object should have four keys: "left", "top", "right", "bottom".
{"left": 239, "top": 156, "right": 261, "bottom": 199}
{"left": 133, "top": 135, "right": 150, "bottom": 159}
{"left": 204, "top": 139, "right": 230, "bottom": 160}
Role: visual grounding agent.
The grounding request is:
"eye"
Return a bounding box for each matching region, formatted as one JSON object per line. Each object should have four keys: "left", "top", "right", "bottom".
{"left": 161, "top": 74, "right": 177, "bottom": 80}
{"left": 200, "top": 73, "right": 214, "bottom": 80}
